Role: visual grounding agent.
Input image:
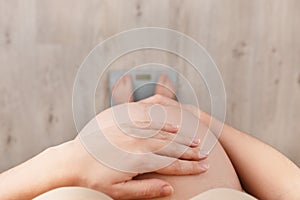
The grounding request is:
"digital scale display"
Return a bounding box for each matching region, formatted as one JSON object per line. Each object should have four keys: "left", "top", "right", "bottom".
{"left": 135, "top": 74, "right": 151, "bottom": 81}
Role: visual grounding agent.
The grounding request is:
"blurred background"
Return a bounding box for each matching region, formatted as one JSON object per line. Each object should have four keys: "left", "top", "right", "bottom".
{"left": 0, "top": 0, "right": 299, "bottom": 172}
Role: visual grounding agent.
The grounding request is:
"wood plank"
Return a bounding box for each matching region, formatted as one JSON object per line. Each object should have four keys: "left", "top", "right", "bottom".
{"left": 0, "top": 0, "right": 299, "bottom": 172}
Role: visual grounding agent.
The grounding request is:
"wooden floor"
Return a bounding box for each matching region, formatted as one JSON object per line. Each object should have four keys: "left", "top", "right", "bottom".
{"left": 0, "top": 0, "right": 299, "bottom": 172}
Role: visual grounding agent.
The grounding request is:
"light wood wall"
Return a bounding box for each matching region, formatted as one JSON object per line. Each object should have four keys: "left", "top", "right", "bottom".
{"left": 0, "top": 0, "right": 299, "bottom": 172}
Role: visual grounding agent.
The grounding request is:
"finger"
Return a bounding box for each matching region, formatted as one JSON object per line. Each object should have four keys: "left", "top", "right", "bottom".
{"left": 119, "top": 125, "right": 200, "bottom": 149}
{"left": 147, "top": 139, "right": 204, "bottom": 160}
{"left": 112, "top": 179, "right": 173, "bottom": 199}
{"left": 119, "top": 124, "right": 179, "bottom": 140}
{"left": 157, "top": 142, "right": 203, "bottom": 160}
{"left": 141, "top": 95, "right": 210, "bottom": 127}
{"left": 156, "top": 159, "right": 209, "bottom": 175}
{"left": 140, "top": 97, "right": 209, "bottom": 127}
{"left": 158, "top": 122, "right": 179, "bottom": 133}
{"left": 153, "top": 130, "right": 200, "bottom": 147}
{"left": 133, "top": 120, "right": 179, "bottom": 133}
{"left": 140, "top": 95, "right": 208, "bottom": 127}
{"left": 140, "top": 94, "right": 179, "bottom": 106}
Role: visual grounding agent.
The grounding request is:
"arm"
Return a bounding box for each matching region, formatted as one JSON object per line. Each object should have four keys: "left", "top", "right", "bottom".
{"left": 0, "top": 103, "right": 207, "bottom": 200}
{"left": 0, "top": 137, "right": 204, "bottom": 200}
{"left": 0, "top": 142, "right": 76, "bottom": 200}
{"left": 218, "top": 123, "right": 300, "bottom": 200}
{"left": 193, "top": 103, "right": 300, "bottom": 199}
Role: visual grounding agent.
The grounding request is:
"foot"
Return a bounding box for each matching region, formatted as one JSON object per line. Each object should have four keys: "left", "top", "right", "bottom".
{"left": 154, "top": 74, "right": 176, "bottom": 99}
{"left": 112, "top": 74, "right": 134, "bottom": 104}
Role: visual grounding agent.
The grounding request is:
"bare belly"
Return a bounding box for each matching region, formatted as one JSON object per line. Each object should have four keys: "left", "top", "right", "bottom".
{"left": 99, "top": 103, "right": 243, "bottom": 199}
{"left": 135, "top": 141, "right": 242, "bottom": 199}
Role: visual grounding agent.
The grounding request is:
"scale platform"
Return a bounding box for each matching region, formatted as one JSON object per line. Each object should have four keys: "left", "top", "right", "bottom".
{"left": 109, "top": 69, "right": 177, "bottom": 104}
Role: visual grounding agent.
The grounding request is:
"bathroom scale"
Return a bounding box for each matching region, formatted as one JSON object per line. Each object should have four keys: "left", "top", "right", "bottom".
{"left": 109, "top": 69, "right": 178, "bottom": 104}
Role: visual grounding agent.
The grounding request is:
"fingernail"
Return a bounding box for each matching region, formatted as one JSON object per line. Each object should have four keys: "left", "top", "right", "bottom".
{"left": 199, "top": 152, "right": 208, "bottom": 159}
{"left": 199, "top": 163, "right": 209, "bottom": 170}
{"left": 161, "top": 185, "right": 173, "bottom": 196}
{"left": 192, "top": 138, "right": 200, "bottom": 145}
{"left": 171, "top": 124, "right": 179, "bottom": 130}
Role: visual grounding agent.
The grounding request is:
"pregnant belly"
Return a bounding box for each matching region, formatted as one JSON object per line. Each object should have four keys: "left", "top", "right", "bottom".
{"left": 135, "top": 141, "right": 242, "bottom": 199}
{"left": 98, "top": 103, "right": 243, "bottom": 199}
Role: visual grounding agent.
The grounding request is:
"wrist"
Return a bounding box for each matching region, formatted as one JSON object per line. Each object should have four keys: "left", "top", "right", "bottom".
{"left": 0, "top": 140, "right": 80, "bottom": 199}
{"left": 50, "top": 138, "right": 107, "bottom": 190}
{"left": 45, "top": 140, "right": 82, "bottom": 188}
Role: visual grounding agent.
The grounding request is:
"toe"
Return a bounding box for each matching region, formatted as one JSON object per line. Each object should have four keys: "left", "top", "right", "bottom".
{"left": 155, "top": 74, "right": 176, "bottom": 99}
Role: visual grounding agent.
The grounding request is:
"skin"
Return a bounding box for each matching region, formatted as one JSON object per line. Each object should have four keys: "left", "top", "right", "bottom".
{"left": 143, "top": 95, "right": 300, "bottom": 200}
{"left": 113, "top": 74, "right": 300, "bottom": 199}
{"left": 1, "top": 74, "right": 299, "bottom": 200}
{"left": 0, "top": 103, "right": 209, "bottom": 200}
{"left": 154, "top": 74, "right": 176, "bottom": 99}
{"left": 133, "top": 102, "right": 242, "bottom": 199}
{"left": 112, "top": 74, "right": 243, "bottom": 199}
{"left": 112, "top": 74, "right": 134, "bottom": 105}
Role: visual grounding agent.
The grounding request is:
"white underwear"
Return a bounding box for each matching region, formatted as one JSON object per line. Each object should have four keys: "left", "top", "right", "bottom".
{"left": 34, "top": 187, "right": 257, "bottom": 200}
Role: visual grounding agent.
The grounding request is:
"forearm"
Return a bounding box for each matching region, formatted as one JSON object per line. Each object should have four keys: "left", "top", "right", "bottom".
{"left": 197, "top": 107, "right": 300, "bottom": 199}
{"left": 218, "top": 125, "right": 300, "bottom": 199}
{"left": 0, "top": 142, "right": 77, "bottom": 199}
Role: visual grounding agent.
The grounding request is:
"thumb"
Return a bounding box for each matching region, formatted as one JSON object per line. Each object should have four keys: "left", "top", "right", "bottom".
{"left": 112, "top": 179, "right": 174, "bottom": 199}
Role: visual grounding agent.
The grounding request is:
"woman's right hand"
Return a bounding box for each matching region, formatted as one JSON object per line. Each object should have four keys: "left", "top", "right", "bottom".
{"left": 69, "top": 102, "right": 209, "bottom": 199}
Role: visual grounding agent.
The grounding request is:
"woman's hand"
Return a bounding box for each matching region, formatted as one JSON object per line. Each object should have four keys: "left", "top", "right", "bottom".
{"left": 140, "top": 94, "right": 212, "bottom": 126}
{"left": 71, "top": 102, "right": 208, "bottom": 199}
